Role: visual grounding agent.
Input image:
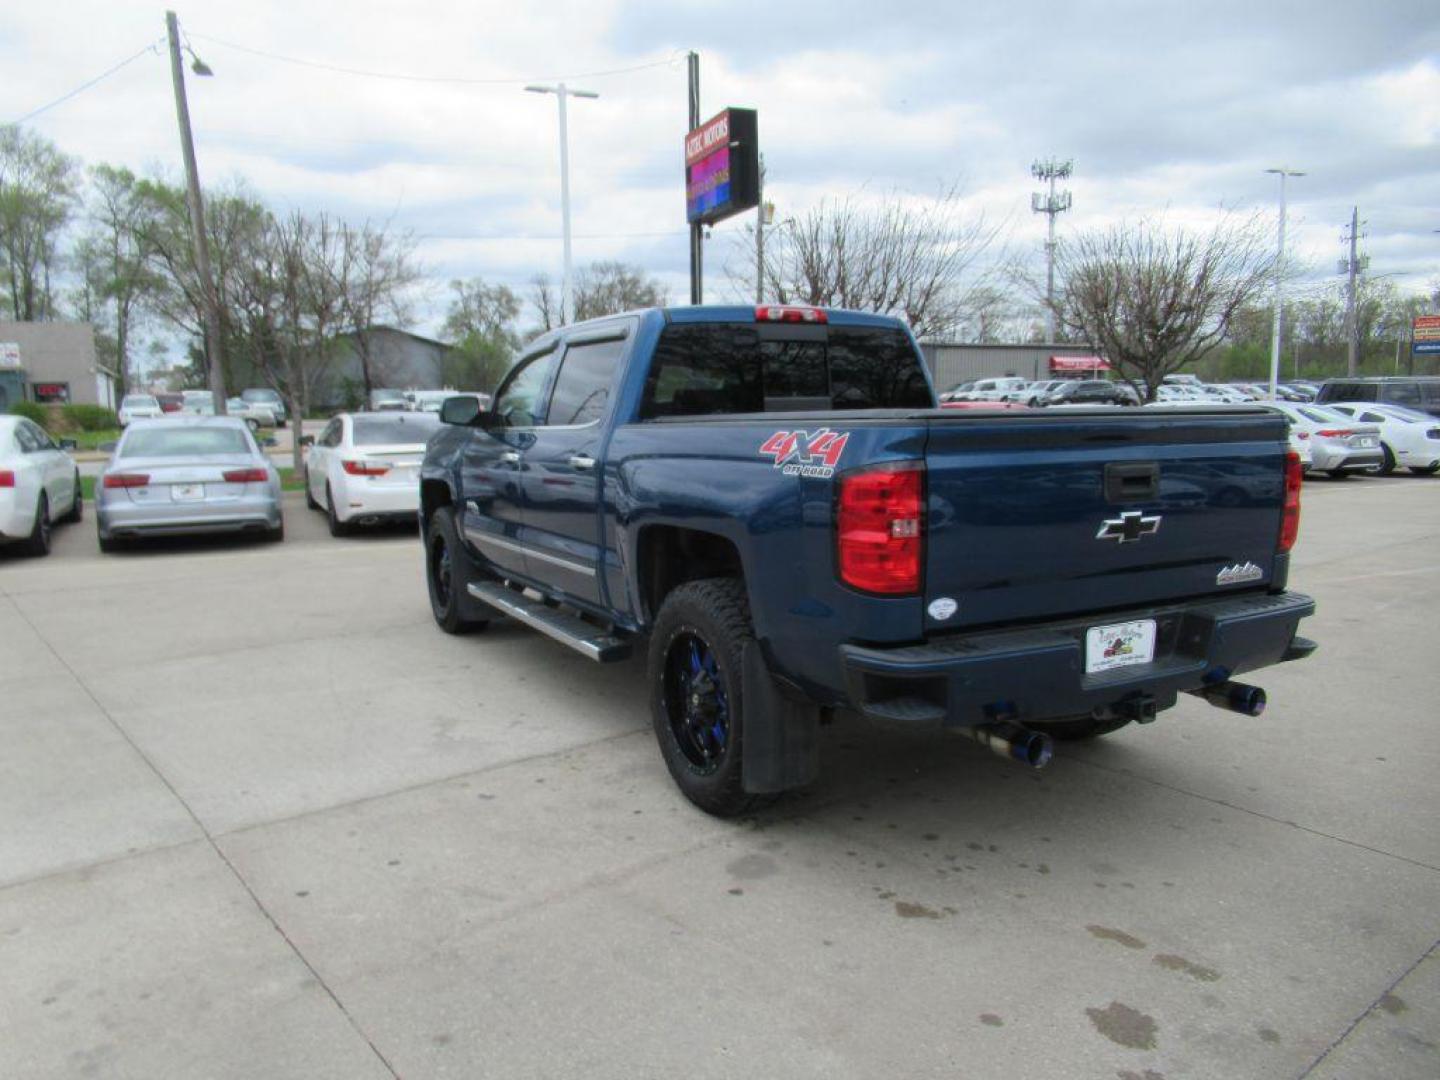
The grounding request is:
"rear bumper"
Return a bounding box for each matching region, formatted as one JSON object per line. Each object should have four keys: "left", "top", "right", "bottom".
{"left": 98, "top": 492, "right": 281, "bottom": 538}
{"left": 1309, "top": 445, "right": 1382, "bottom": 472}
{"left": 839, "top": 590, "right": 1316, "bottom": 728}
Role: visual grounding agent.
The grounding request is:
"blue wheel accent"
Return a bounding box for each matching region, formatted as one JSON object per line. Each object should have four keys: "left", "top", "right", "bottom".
{"left": 664, "top": 630, "right": 731, "bottom": 774}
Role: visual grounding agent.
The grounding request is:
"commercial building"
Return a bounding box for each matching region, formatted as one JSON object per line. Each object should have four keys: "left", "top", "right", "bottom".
{"left": 920, "top": 341, "right": 1105, "bottom": 392}
{"left": 0, "top": 322, "right": 116, "bottom": 412}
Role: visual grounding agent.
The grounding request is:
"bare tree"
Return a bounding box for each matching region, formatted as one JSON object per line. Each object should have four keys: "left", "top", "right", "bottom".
{"left": 1051, "top": 212, "right": 1276, "bottom": 399}
{"left": 750, "top": 183, "right": 1005, "bottom": 339}
{"left": 529, "top": 261, "right": 666, "bottom": 333}
{"left": 338, "top": 219, "right": 422, "bottom": 396}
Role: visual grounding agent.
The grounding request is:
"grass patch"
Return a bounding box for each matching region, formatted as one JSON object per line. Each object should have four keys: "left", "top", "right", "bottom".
{"left": 71, "top": 429, "right": 123, "bottom": 451}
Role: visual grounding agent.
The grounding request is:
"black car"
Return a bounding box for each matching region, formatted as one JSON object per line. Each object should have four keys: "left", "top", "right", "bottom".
{"left": 1040, "top": 380, "right": 1134, "bottom": 406}
{"left": 1316, "top": 377, "right": 1440, "bottom": 419}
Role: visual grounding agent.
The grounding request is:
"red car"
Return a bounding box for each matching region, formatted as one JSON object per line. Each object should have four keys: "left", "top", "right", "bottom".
{"left": 155, "top": 392, "right": 184, "bottom": 414}
{"left": 939, "top": 400, "right": 1033, "bottom": 411}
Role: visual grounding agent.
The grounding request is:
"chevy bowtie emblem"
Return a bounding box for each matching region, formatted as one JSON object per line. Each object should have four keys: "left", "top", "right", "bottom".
{"left": 1096, "top": 510, "right": 1162, "bottom": 543}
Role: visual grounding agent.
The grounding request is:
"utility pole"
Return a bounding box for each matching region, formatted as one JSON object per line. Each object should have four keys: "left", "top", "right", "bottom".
{"left": 1340, "top": 206, "right": 1366, "bottom": 376}
{"left": 755, "top": 155, "right": 772, "bottom": 303}
{"left": 687, "top": 52, "right": 702, "bottom": 305}
{"left": 526, "top": 82, "right": 599, "bottom": 326}
{"left": 1264, "top": 168, "right": 1304, "bottom": 400}
{"left": 1031, "top": 159, "right": 1073, "bottom": 345}
{"left": 165, "top": 11, "right": 226, "bottom": 413}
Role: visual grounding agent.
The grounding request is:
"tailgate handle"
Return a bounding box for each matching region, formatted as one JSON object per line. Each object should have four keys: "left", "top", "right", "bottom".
{"left": 1105, "top": 462, "right": 1159, "bottom": 503}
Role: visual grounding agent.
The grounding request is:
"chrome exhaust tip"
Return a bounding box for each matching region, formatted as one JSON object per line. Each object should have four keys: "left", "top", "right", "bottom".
{"left": 1190, "top": 680, "right": 1267, "bottom": 717}
{"left": 963, "top": 719, "right": 1054, "bottom": 769}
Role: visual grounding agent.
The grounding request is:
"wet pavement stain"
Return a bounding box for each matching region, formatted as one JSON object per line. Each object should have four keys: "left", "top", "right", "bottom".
{"left": 1087, "top": 925, "right": 1148, "bottom": 950}
{"left": 1086, "top": 1001, "right": 1158, "bottom": 1050}
{"left": 725, "top": 853, "right": 778, "bottom": 880}
{"left": 1378, "top": 992, "right": 1407, "bottom": 1015}
{"left": 894, "top": 900, "right": 945, "bottom": 919}
{"left": 1116, "top": 1070, "right": 1165, "bottom": 1080}
{"left": 1257, "top": 1027, "right": 1281, "bottom": 1044}
{"left": 979, "top": 1013, "right": 1004, "bottom": 1027}
{"left": 1153, "top": 954, "right": 1220, "bottom": 982}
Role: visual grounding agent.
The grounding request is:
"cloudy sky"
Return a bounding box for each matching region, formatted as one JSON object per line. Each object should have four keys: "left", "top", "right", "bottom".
{"left": 7, "top": 0, "right": 1439, "bottom": 339}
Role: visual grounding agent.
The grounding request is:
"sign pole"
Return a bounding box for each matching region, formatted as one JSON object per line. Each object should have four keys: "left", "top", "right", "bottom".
{"left": 688, "top": 52, "right": 702, "bottom": 306}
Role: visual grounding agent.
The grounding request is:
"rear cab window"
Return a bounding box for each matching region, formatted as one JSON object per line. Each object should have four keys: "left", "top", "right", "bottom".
{"left": 639, "top": 322, "right": 933, "bottom": 419}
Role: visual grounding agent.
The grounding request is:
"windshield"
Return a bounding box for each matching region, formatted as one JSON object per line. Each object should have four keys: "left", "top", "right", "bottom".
{"left": 352, "top": 414, "right": 441, "bottom": 446}
{"left": 371, "top": 389, "right": 406, "bottom": 403}
{"left": 1297, "top": 405, "right": 1348, "bottom": 424}
{"left": 1373, "top": 405, "right": 1432, "bottom": 424}
{"left": 121, "top": 425, "right": 252, "bottom": 457}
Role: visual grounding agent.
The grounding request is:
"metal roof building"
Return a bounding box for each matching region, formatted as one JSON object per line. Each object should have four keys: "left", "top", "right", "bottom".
{"left": 919, "top": 342, "right": 1103, "bottom": 391}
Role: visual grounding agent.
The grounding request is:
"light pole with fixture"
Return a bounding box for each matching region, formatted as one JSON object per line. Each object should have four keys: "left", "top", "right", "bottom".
{"left": 165, "top": 10, "right": 227, "bottom": 412}
{"left": 1264, "top": 167, "right": 1304, "bottom": 401}
{"left": 526, "top": 83, "right": 598, "bottom": 327}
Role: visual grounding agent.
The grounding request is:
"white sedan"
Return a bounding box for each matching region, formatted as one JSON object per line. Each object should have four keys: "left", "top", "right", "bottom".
{"left": 303, "top": 411, "right": 441, "bottom": 536}
{"left": 0, "top": 415, "right": 82, "bottom": 556}
{"left": 1325, "top": 403, "right": 1440, "bottom": 476}
{"left": 118, "top": 393, "right": 164, "bottom": 426}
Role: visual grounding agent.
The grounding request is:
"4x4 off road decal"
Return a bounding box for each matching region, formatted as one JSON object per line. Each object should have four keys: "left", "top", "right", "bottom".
{"left": 759, "top": 429, "right": 850, "bottom": 478}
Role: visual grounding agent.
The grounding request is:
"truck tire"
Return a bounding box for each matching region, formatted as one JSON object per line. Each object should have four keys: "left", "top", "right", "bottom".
{"left": 424, "top": 505, "right": 489, "bottom": 635}
{"left": 1025, "top": 714, "right": 1132, "bottom": 741}
{"left": 19, "top": 494, "right": 51, "bottom": 557}
{"left": 648, "top": 577, "right": 762, "bottom": 817}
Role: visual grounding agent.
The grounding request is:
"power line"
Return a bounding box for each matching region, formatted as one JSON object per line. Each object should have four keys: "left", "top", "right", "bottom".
{"left": 4, "top": 38, "right": 165, "bottom": 128}
{"left": 189, "top": 33, "right": 682, "bottom": 86}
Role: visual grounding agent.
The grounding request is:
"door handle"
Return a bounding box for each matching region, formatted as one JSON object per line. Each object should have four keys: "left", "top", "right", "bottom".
{"left": 500, "top": 450, "right": 522, "bottom": 464}
{"left": 568, "top": 454, "right": 596, "bottom": 471}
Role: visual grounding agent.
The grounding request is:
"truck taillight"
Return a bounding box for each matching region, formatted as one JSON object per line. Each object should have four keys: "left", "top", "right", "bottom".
{"left": 837, "top": 461, "right": 923, "bottom": 595}
{"left": 1279, "top": 451, "right": 1302, "bottom": 553}
{"left": 0, "top": 470, "right": 13, "bottom": 488}
{"left": 756, "top": 305, "right": 827, "bottom": 324}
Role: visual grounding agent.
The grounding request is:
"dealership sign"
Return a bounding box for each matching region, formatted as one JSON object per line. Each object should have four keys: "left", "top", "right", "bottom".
{"left": 685, "top": 108, "right": 759, "bottom": 225}
{"left": 1049, "top": 355, "right": 1110, "bottom": 372}
{"left": 0, "top": 342, "right": 20, "bottom": 369}
{"left": 1414, "top": 315, "right": 1440, "bottom": 355}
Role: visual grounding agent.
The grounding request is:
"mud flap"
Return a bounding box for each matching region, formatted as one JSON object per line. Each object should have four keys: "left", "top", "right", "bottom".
{"left": 741, "top": 641, "right": 820, "bottom": 794}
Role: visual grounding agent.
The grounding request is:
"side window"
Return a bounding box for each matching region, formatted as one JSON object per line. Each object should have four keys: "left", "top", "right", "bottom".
{"left": 494, "top": 351, "right": 557, "bottom": 428}
{"left": 547, "top": 338, "right": 625, "bottom": 426}
{"left": 1360, "top": 411, "right": 1385, "bottom": 423}
{"left": 32, "top": 424, "right": 57, "bottom": 450}
{"left": 15, "top": 422, "right": 42, "bottom": 453}
{"left": 1382, "top": 382, "right": 1420, "bottom": 406}
{"left": 1423, "top": 382, "right": 1440, "bottom": 404}
{"left": 321, "top": 420, "right": 342, "bottom": 448}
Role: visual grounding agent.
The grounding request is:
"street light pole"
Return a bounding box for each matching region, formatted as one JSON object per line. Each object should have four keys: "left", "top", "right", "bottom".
{"left": 165, "top": 11, "right": 227, "bottom": 413}
{"left": 1264, "top": 167, "right": 1304, "bottom": 401}
{"left": 526, "top": 82, "right": 598, "bottom": 327}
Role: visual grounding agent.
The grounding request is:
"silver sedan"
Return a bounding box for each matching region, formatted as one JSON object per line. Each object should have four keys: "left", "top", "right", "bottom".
{"left": 96, "top": 417, "right": 283, "bottom": 551}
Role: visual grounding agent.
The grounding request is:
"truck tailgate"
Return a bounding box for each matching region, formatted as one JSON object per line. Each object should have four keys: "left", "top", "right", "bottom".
{"left": 922, "top": 409, "right": 1289, "bottom": 631}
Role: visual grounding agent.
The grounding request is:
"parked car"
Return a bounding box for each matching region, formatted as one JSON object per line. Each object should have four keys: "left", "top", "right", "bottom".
{"left": 180, "top": 390, "right": 215, "bottom": 416}
{"left": 240, "top": 388, "right": 288, "bottom": 426}
{"left": 408, "top": 390, "right": 491, "bottom": 414}
{"left": 1015, "top": 379, "right": 1068, "bottom": 406}
{"left": 1259, "top": 402, "right": 1383, "bottom": 477}
{"left": 1147, "top": 385, "right": 1207, "bottom": 406}
{"left": 958, "top": 377, "right": 1028, "bottom": 403}
{"left": 96, "top": 418, "right": 283, "bottom": 551}
{"left": 225, "top": 397, "right": 278, "bottom": 432}
{"left": 937, "top": 380, "right": 977, "bottom": 403}
{"left": 154, "top": 392, "right": 184, "bottom": 414}
{"left": 1324, "top": 403, "right": 1440, "bottom": 475}
{"left": 303, "top": 411, "right": 441, "bottom": 535}
{"left": 0, "top": 415, "right": 82, "bottom": 556}
{"left": 939, "top": 400, "right": 1033, "bottom": 411}
{"left": 1316, "top": 377, "right": 1440, "bottom": 419}
{"left": 1040, "top": 380, "right": 1133, "bottom": 407}
{"left": 419, "top": 304, "right": 1315, "bottom": 815}
{"left": 118, "top": 393, "right": 164, "bottom": 426}
{"left": 368, "top": 388, "right": 409, "bottom": 412}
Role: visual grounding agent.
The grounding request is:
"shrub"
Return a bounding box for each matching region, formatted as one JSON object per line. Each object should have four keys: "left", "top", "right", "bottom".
{"left": 60, "top": 404, "right": 120, "bottom": 431}
{"left": 8, "top": 401, "right": 48, "bottom": 426}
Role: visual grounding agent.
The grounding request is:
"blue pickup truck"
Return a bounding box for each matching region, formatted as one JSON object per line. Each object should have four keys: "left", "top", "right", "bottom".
{"left": 419, "top": 305, "right": 1316, "bottom": 816}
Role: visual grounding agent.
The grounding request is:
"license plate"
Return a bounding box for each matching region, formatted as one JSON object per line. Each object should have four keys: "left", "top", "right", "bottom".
{"left": 171, "top": 483, "right": 205, "bottom": 502}
{"left": 1085, "top": 619, "right": 1157, "bottom": 674}
{"left": 1355, "top": 437, "right": 1376, "bottom": 448}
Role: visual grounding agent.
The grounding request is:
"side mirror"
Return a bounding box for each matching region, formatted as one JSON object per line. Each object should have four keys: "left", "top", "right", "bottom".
{"left": 440, "top": 394, "right": 486, "bottom": 427}
{"left": 58, "top": 438, "right": 78, "bottom": 451}
{"left": 299, "top": 435, "right": 315, "bottom": 447}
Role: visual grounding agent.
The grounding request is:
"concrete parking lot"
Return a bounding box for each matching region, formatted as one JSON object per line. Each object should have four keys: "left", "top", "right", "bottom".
{"left": 1, "top": 478, "right": 1437, "bottom": 1079}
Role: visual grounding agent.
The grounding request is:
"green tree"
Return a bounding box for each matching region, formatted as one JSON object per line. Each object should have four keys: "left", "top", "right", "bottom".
{"left": 0, "top": 126, "right": 79, "bottom": 320}
{"left": 441, "top": 277, "right": 520, "bottom": 391}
